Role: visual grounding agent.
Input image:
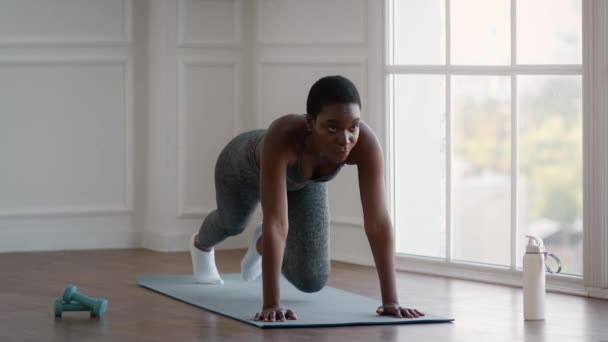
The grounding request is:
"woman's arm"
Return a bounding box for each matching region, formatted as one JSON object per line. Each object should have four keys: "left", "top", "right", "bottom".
{"left": 356, "top": 125, "right": 398, "bottom": 305}
{"left": 256, "top": 121, "right": 295, "bottom": 322}
{"left": 356, "top": 124, "right": 424, "bottom": 318}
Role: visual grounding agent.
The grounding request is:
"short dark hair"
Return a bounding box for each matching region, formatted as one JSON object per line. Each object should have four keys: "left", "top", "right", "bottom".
{"left": 306, "top": 75, "right": 361, "bottom": 118}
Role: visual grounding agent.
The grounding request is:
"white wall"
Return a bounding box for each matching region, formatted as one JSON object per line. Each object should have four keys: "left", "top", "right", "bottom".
{"left": 0, "top": 0, "right": 383, "bottom": 261}
{"left": 254, "top": 0, "right": 384, "bottom": 264}
{"left": 143, "top": 0, "right": 383, "bottom": 259}
{"left": 0, "top": 0, "right": 140, "bottom": 251}
{"left": 144, "top": 0, "right": 247, "bottom": 251}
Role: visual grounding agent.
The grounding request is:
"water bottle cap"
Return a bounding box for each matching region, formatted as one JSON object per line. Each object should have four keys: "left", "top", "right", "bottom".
{"left": 525, "top": 235, "right": 545, "bottom": 253}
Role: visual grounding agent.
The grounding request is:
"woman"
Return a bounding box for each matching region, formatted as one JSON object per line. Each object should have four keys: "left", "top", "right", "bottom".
{"left": 189, "top": 75, "right": 424, "bottom": 322}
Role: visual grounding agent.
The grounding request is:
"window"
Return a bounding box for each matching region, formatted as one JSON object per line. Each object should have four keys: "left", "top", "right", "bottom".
{"left": 387, "top": 0, "right": 583, "bottom": 276}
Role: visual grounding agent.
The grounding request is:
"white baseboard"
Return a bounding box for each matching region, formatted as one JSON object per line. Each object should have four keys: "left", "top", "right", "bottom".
{"left": 587, "top": 287, "right": 608, "bottom": 300}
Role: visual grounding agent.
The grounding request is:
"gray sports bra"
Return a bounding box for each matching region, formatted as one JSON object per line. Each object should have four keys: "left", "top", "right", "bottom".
{"left": 285, "top": 132, "right": 344, "bottom": 187}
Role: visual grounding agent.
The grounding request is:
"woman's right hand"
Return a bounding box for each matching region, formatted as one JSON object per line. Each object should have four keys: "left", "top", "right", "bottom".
{"left": 254, "top": 305, "right": 297, "bottom": 322}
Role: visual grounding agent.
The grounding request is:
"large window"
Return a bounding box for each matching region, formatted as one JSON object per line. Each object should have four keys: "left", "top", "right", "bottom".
{"left": 388, "top": 0, "right": 582, "bottom": 276}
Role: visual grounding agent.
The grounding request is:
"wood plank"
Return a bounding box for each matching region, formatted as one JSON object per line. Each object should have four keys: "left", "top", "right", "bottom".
{"left": 0, "top": 249, "right": 606, "bottom": 341}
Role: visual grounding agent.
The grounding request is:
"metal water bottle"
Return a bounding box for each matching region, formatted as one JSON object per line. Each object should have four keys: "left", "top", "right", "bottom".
{"left": 523, "top": 235, "right": 562, "bottom": 321}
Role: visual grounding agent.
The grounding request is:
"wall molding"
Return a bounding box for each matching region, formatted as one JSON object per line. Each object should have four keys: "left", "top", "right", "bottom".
{"left": 331, "top": 215, "right": 363, "bottom": 228}
{"left": 176, "top": 211, "right": 362, "bottom": 226}
{"left": 256, "top": 0, "right": 367, "bottom": 46}
{"left": 178, "top": 206, "right": 215, "bottom": 220}
{"left": 255, "top": 56, "right": 368, "bottom": 127}
{"left": 0, "top": 56, "right": 134, "bottom": 219}
{"left": 143, "top": 229, "right": 248, "bottom": 252}
{"left": 177, "top": 0, "right": 241, "bottom": 48}
{"left": 0, "top": 207, "right": 132, "bottom": 220}
{"left": 0, "top": 0, "right": 132, "bottom": 46}
{"left": 0, "top": 226, "right": 140, "bottom": 253}
{"left": 176, "top": 56, "right": 241, "bottom": 218}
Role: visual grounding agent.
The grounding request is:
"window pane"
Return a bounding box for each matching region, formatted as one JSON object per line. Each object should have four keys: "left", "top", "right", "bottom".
{"left": 451, "top": 0, "right": 510, "bottom": 65}
{"left": 517, "top": 75, "right": 582, "bottom": 276}
{"left": 517, "top": 0, "right": 582, "bottom": 65}
{"left": 452, "top": 76, "right": 511, "bottom": 266}
{"left": 391, "top": 0, "right": 445, "bottom": 65}
{"left": 393, "top": 75, "right": 446, "bottom": 258}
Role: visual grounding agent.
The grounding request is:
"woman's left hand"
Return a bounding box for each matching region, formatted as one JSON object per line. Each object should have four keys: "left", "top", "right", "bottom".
{"left": 376, "top": 303, "right": 425, "bottom": 318}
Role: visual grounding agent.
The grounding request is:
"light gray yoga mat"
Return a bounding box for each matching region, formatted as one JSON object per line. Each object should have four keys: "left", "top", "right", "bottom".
{"left": 137, "top": 274, "right": 454, "bottom": 329}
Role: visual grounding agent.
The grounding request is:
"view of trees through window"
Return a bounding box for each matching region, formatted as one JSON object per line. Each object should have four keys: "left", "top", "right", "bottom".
{"left": 388, "top": 0, "right": 582, "bottom": 276}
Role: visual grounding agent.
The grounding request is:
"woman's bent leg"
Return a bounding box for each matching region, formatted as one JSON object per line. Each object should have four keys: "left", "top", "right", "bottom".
{"left": 197, "top": 130, "right": 263, "bottom": 248}
{"left": 281, "top": 182, "right": 330, "bottom": 293}
{"left": 191, "top": 130, "right": 263, "bottom": 284}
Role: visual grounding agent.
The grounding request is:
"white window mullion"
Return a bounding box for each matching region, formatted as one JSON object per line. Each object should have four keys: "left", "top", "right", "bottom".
{"left": 385, "top": 65, "right": 581, "bottom": 74}
{"left": 510, "top": 0, "right": 518, "bottom": 271}
{"left": 386, "top": 2, "right": 396, "bottom": 247}
{"left": 511, "top": 0, "right": 517, "bottom": 66}
{"left": 511, "top": 75, "right": 518, "bottom": 271}
{"left": 446, "top": 73, "right": 452, "bottom": 262}
{"left": 445, "top": 0, "right": 452, "bottom": 262}
{"left": 445, "top": 0, "right": 450, "bottom": 67}
{"left": 388, "top": 0, "right": 394, "bottom": 65}
{"left": 389, "top": 73, "right": 398, "bottom": 251}
{"left": 510, "top": 65, "right": 582, "bottom": 73}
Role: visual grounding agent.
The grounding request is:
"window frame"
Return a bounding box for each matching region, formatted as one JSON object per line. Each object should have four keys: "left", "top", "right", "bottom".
{"left": 384, "top": 0, "right": 608, "bottom": 298}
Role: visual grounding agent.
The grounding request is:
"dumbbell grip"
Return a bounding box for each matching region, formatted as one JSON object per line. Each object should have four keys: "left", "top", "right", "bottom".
{"left": 54, "top": 299, "right": 94, "bottom": 317}
{"left": 62, "top": 302, "right": 89, "bottom": 311}
{"left": 72, "top": 292, "right": 99, "bottom": 308}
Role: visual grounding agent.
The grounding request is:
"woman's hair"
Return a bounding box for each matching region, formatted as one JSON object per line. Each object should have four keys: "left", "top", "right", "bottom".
{"left": 306, "top": 75, "right": 361, "bottom": 118}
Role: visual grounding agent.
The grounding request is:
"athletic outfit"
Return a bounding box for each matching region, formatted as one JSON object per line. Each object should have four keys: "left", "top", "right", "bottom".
{"left": 196, "top": 128, "right": 343, "bottom": 292}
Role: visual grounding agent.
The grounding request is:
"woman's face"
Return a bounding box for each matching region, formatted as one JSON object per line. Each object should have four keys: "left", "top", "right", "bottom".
{"left": 307, "top": 103, "right": 361, "bottom": 163}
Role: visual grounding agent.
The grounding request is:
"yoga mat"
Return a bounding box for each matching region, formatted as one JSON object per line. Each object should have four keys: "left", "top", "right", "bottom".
{"left": 137, "top": 274, "right": 454, "bottom": 329}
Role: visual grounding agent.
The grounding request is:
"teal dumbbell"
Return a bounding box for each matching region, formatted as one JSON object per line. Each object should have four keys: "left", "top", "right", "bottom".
{"left": 54, "top": 299, "right": 96, "bottom": 317}
{"left": 62, "top": 284, "right": 108, "bottom": 318}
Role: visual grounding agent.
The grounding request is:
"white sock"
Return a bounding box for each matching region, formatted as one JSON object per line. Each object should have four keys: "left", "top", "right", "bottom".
{"left": 189, "top": 233, "right": 224, "bottom": 285}
{"left": 241, "top": 224, "right": 263, "bottom": 281}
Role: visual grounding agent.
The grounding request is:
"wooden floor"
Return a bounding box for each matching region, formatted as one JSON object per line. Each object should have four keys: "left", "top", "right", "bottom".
{"left": 1, "top": 249, "right": 607, "bottom": 342}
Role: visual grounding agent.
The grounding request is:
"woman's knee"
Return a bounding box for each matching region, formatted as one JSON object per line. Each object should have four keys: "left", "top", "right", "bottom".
{"left": 214, "top": 210, "right": 249, "bottom": 237}
{"left": 221, "top": 219, "right": 248, "bottom": 237}
{"left": 283, "top": 269, "right": 329, "bottom": 293}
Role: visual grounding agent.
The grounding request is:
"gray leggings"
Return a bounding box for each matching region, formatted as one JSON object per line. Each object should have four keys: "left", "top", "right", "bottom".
{"left": 197, "top": 129, "right": 330, "bottom": 293}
